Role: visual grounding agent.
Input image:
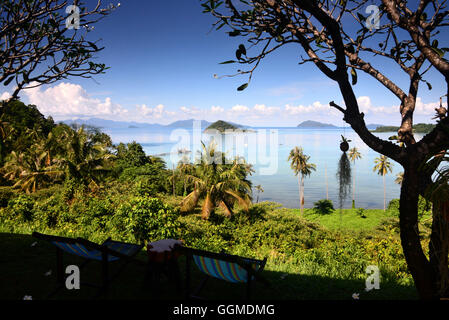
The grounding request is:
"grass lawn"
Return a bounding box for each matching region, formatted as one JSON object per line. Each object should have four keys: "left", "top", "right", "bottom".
{"left": 301, "top": 208, "right": 393, "bottom": 231}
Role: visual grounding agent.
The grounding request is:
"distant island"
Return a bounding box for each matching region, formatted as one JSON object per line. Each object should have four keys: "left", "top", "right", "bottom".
{"left": 297, "top": 120, "right": 337, "bottom": 128}
{"left": 372, "top": 123, "right": 436, "bottom": 133}
{"left": 62, "top": 118, "right": 212, "bottom": 130}
{"left": 204, "top": 120, "right": 253, "bottom": 133}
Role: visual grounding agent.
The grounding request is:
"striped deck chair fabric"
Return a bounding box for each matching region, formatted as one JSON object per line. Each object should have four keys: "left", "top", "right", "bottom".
{"left": 32, "top": 232, "right": 144, "bottom": 298}
{"left": 50, "top": 239, "right": 141, "bottom": 262}
{"left": 180, "top": 246, "right": 268, "bottom": 299}
{"left": 192, "top": 255, "right": 263, "bottom": 283}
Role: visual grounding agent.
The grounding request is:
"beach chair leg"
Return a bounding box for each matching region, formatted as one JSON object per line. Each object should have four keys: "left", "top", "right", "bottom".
{"left": 193, "top": 276, "right": 209, "bottom": 298}
{"left": 247, "top": 276, "right": 252, "bottom": 300}
{"left": 56, "top": 247, "right": 63, "bottom": 283}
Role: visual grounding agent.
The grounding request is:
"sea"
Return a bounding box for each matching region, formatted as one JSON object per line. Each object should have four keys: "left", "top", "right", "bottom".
{"left": 102, "top": 126, "right": 412, "bottom": 209}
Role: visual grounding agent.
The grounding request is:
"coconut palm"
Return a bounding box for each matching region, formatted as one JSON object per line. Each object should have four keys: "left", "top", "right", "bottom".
{"left": 348, "top": 147, "right": 362, "bottom": 208}
{"left": 3, "top": 149, "right": 63, "bottom": 193}
{"left": 180, "top": 141, "right": 253, "bottom": 220}
{"left": 288, "top": 146, "right": 316, "bottom": 217}
{"left": 177, "top": 154, "right": 195, "bottom": 196}
{"left": 59, "top": 126, "right": 115, "bottom": 191}
{"left": 254, "top": 185, "right": 264, "bottom": 203}
{"left": 395, "top": 172, "right": 404, "bottom": 186}
{"left": 373, "top": 155, "right": 394, "bottom": 211}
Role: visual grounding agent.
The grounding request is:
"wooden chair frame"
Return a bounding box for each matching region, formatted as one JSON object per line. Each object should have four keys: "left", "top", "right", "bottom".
{"left": 32, "top": 232, "right": 144, "bottom": 299}
{"left": 178, "top": 246, "right": 268, "bottom": 300}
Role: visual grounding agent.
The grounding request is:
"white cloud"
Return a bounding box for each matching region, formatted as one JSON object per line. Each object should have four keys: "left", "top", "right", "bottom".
{"left": 211, "top": 105, "right": 224, "bottom": 114}
{"left": 0, "top": 91, "right": 11, "bottom": 101}
{"left": 136, "top": 104, "right": 169, "bottom": 119}
{"left": 24, "top": 82, "right": 128, "bottom": 119}
{"left": 229, "top": 104, "right": 250, "bottom": 114}
{"left": 253, "top": 104, "right": 281, "bottom": 116}
{"left": 357, "top": 96, "right": 396, "bottom": 114}
{"left": 180, "top": 106, "right": 200, "bottom": 115}
{"left": 284, "top": 101, "right": 334, "bottom": 115}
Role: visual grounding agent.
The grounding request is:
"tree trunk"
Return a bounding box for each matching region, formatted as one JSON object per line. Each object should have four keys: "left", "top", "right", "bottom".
{"left": 353, "top": 165, "right": 356, "bottom": 208}
{"left": 325, "top": 164, "right": 328, "bottom": 200}
{"left": 300, "top": 174, "right": 305, "bottom": 217}
{"left": 429, "top": 201, "right": 449, "bottom": 297}
{"left": 399, "top": 165, "right": 436, "bottom": 299}
{"left": 298, "top": 175, "right": 302, "bottom": 216}
{"left": 383, "top": 174, "right": 386, "bottom": 212}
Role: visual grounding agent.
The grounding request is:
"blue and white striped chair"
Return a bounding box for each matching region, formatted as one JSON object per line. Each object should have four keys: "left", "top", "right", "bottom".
{"left": 32, "top": 232, "right": 144, "bottom": 298}
{"left": 179, "top": 246, "right": 268, "bottom": 299}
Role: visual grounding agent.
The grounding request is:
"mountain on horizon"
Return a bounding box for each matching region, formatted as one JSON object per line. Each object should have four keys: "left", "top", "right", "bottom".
{"left": 297, "top": 120, "right": 337, "bottom": 128}
{"left": 61, "top": 118, "right": 213, "bottom": 129}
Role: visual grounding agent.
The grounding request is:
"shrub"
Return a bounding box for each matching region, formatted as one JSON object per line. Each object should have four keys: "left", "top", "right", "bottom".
{"left": 387, "top": 196, "right": 432, "bottom": 221}
{"left": 135, "top": 178, "right": 158, "bottom": 197}
{"left": 0, "top": 188, "right": 15, "bottom": 208}
{"left": 117, "top": 197, "right": 181, "bottom": 244}
{"left": 232, "top": 204, "right": 267, "bottom": 225}
{"left": 33, "top": 194, "right": 68, "bottom": 228}
{"left": 356, "top": 208, "right": 366, "bottom": 218}
{"left": 8, "top": 194, "right": 34, "bottom": 222}
{"left": 313, "top": 199, "right": 335, "bottom": 215}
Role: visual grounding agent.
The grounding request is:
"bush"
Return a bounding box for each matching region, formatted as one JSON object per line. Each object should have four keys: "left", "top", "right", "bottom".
{"left": 135, "top": 178, "right": 158, "bottom": 197}
{"left": 34, "top": 194, "right": 68, "bottom": 228}
{"left": 0, "top": 188, "right": 15, "bottom": 208}
{"left": 117, "top": 197, "right": 181, "bottom": 244}
{"left": 313, "top": 199, "right": 335, "bottom": 215}
{"left": 356, "top": 208, "right": 366, "bottom": 218}
{"left": 231, "top": 204, "right": 267, "bottom": 225}
{"left": 387, "top": 196, "right": 432, "bottom": 221}
{"left": 8, "top": 194, "right": 34, "bottom": 222}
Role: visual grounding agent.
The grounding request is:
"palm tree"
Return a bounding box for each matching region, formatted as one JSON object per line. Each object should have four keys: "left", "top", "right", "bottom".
{"left": 59, "top": 126, "right": 115, "bottom": 191}
{"left": 348, "top": 147, "right": 362, "bottom": 208}
{"left": 288, "top": 146, "right": 316, "bottom": 217}
{"left": 177, "top": 154, "right": 195, "bottom": 196}
{"left": 3, "top": 148, "right": 63, "bottom": 193}
{"left": 373, "top": 155, "right": 394, "bottom": 211}
{"left": 254, "top": 185, "right": 264, "bottom": 203}
{"left": 395, "top": 172, "right": 404, "bottom": 186}
{"left": 180, "top": 141, "right": 254, "bottom": 220}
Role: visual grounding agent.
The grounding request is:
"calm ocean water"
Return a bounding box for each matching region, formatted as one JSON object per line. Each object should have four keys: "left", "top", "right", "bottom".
{"left": 103, "top": 126, "right": 414, "bottom": 209}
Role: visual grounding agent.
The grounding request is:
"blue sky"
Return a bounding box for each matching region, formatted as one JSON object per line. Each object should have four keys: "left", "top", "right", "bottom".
{"left": 1, "top": 0, "right": 447, "bottom": 126}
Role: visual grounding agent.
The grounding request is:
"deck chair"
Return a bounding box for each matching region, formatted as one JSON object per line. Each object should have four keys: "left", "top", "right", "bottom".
{"left": 32, "top": 232, "right": 144, "bottom": 298}
{"left": 179, "top": 246, "right": 268, "bottom": 300}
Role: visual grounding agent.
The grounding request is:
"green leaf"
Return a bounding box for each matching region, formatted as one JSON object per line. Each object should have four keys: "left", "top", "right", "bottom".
{"left": 88, "top": 41, "right": 98, "bottom": 51}
{"left": 350, "top": 68, "right": 357, "bottom": 85}
{"left": 219, "top": 60, "right": 236, "bottom": 64}
{"left": 238, "top": 44, "right": 246, "bottom": 56}
{"left": 357, "top": 13, "right": 365, "bottom": 22}
{"left": 426, "top": 81, "right": 432, "bottom": 90}
{"left": 236, "top": 49, "right": 242, "bottom": 61}
{"left": 228, "top": 30, "right": 241, "bottom": 37}
{"left": 237, "top": 83, "right": 248, "bottom": 91}
{"left": 3, "top": 76, "right": 14, "bottom": 86}
{"left": 432, "top": 47, "right": 445, "bottom": 57}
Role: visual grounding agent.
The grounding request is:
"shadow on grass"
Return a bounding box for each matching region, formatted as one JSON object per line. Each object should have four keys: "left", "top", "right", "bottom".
{"left": 0, "top": 233, "right": 417, "bottom": 300}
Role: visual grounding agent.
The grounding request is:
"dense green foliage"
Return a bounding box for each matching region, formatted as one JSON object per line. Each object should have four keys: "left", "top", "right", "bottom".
{"left": 313, "top": 199, "right": 335, "bottom": 215}
{"left": 372, "top": 123, "right": 436, "bottom": 133}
